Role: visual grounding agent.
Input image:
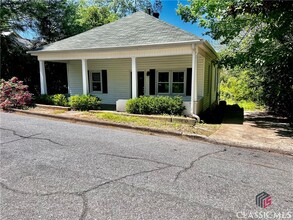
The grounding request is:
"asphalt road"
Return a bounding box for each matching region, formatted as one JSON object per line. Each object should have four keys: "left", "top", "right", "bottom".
{"left": 0, "top": 112, "right": 292, "bottom": 220}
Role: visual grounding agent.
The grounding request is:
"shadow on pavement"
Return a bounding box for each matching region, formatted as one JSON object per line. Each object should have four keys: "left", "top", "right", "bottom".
{"left": 245, "top": 111, "right": 293, "bottom": 138}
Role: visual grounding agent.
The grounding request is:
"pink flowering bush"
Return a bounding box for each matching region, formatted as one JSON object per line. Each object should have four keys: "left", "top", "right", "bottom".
{"left": 0, "top": 77, "right": 33, "bottom": 110}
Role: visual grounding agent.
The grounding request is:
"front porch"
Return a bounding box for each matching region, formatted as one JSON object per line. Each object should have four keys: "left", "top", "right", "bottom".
{"left": 37, "top": 45, "right": 205, "bottom": 116}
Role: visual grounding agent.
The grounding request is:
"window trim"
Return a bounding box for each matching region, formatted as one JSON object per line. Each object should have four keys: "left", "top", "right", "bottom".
{"left": 156, "top": 70, "right": 186, "bottom": 96}
{"left": 89, "top": 70, "right": 102, "bottom": 93}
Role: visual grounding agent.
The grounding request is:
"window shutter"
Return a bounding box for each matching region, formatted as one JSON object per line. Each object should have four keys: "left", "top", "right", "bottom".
{"left": 186, "top": 68, "right": 192, "bottom": 96}
{"left": 88, "top": 71, "right": 91, "bottom": 93}
{"left": 102, "top": 70, "right": 108, "bottom": 93}
{"left": 149, "top": 69, "right": 155, "bottom": 95}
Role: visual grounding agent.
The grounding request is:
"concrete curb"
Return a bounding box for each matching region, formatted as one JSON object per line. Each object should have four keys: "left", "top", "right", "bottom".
{"left": 35, "top": 104, "right": 71, "bottom": 111}
{"left": 11, "top": 109, "right": 293, "bottom": 156}
{"left": 89, "top": 110, "right": 196, "bottom": 125}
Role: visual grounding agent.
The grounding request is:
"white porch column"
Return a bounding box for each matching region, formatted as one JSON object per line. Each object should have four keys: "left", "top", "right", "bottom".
{"left": 81, "top": 59, "right": 89, "bottom": 95}
{"left": 39, "top": 60, "right": 47, "bottom": 94}
{"left": 131, "top": 57, "right": 137, "bottom": 98}
{"left": 190, "top": 44, "right": 198, "bottom": 115}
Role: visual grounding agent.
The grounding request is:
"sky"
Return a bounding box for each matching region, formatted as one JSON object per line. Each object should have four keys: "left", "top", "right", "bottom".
{"left": 20, "top": 0, "right": 216, "bottom": 46}
{"left": 159, "top": 0, "right": 213, "bottom": 42}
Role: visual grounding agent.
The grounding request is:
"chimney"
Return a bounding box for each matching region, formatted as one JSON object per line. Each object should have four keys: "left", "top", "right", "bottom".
{"left": 147, "top": 8, "right": 151, "bottom": 15}
{"left": 153, "top": 12, "right": 160, "bottom": 18}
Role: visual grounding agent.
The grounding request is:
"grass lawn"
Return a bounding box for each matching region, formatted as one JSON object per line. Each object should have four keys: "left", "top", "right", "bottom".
{"left": 225, "top": 99, "right": 265, "bottom": 111}
{"left": 27, "top": 107, "right": 220, "bottom": 137}
{"left": 81, "top": 112, "right": 220, "bottom": 136}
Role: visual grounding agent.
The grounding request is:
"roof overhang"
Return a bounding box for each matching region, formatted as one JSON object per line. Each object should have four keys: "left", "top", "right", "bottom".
{"left": 27, "top": 40, "right": 202, "bottom": 55}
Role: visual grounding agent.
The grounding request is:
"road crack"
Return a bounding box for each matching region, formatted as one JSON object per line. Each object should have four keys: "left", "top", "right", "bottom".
{"left": 1, "top": 165, "right": 171, "bottom": 220}
{"left": 96, "top": 152, "right": 185, "bottom": 168}
{"left": 0, "top": 127, "right": 64, "bottom": 146}
{"left": 174, "top": 148, "right": 227, "bottom": 182}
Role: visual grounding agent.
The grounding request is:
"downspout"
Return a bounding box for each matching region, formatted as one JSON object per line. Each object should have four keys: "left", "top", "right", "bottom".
{"left": 191, "top": 44, "right": 200, "bottom": 123}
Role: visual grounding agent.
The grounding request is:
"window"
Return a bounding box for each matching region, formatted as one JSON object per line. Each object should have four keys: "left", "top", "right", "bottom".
{"left": 91, "top": 72, "right": 102, "bottom": 92}
{"left": 158, "top": 72, "right": 169, "bottom": 93}
{"left": 156, "top": 70, "right": 185, "bottom": 95}
{"left": 172, "top": 72, "right": 184, "bottom": 94}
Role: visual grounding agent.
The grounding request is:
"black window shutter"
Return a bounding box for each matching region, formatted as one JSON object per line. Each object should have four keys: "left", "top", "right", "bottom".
{"left": 149, "top": 69, "right": 156, "bottom": 95}
{"left": 88, "top": 71, "right": 91, "bottom": 93}
{"left": 102, "top": 70, "right": 108, "bottom": 93}
{"left": 186, "top": 68, "right": 192, "bottom": 96}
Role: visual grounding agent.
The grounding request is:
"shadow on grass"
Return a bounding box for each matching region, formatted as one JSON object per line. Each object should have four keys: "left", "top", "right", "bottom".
{"left": 245, "top": 112, "right": 293, "bottom": 138}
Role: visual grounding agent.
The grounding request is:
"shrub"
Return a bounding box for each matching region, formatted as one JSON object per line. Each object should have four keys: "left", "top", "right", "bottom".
{"left": 126, "top": 96, "right": 185, "bottom": 115}
{"left": 52, "top": 94, "right": 68, "bottom": 106}
{"left": 34, "top": 94, "right": 54, "bottom": 105}
{"left": 69, "top": 95, "right": 101, "bottom": 111}
{"left": 0, "top": 77, "right": 33, "bottom": 110}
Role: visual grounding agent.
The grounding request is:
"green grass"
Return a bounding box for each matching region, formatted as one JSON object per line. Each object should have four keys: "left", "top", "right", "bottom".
{"left": 81, "top": 112, "right": 220, "bottom": 136}
{"left": 52, "top": 110, "right": 67, "bottom": 114}
{"left": 225, "top": 99, "right": 264, "bottom": 111}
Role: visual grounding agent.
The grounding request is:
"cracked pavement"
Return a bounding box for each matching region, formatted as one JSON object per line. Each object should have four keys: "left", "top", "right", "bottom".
{"left": 0, "top": 112, "right": 292, "bottom": 219}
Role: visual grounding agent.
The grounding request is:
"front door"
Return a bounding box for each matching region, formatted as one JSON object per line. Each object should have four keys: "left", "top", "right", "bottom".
{"left": 137, "top": 71, "right": 144, "bottom": 96}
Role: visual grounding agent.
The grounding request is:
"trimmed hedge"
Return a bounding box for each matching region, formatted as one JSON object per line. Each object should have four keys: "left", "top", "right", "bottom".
{"left": 126, "top": 96, "right": 185, "bottom": 115}
{"left": 35, "top": 94, "right": 69, "bottom": 106}
{"left": 34, "top": 94, "right": 54, "bottom": 105}
{"left": 69, "top": 95, "right": 101, "bottom": 111}
{"left": 52, "top": 94, "right": 68, "bottom": 106}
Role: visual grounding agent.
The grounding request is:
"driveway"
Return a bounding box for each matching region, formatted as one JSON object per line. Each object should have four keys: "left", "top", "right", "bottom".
{"left": 0, "top": 112, "right": 292, "bottom": 219}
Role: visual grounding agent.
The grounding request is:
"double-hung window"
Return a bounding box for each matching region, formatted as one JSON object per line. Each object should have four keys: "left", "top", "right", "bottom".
{"left": 172, "top": 71, "right": 184, "bottom": 94}
{"left": 90, "top": 71, "right": 102, "bottom": 92}
{"left": 158, "top": 72, "right": 170, "bottom": 94}
{"left": 157, "top": 70, "right": 185, "bottom": 95}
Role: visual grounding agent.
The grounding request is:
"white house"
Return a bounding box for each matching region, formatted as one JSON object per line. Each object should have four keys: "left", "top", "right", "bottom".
{"left": 28, "top": 11, "right": 219, "bottom": 116}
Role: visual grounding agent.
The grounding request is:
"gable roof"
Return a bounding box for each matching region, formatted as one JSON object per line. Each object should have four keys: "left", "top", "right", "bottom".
{"left": 34, "top": 11, "right": 202, "bottom": 52}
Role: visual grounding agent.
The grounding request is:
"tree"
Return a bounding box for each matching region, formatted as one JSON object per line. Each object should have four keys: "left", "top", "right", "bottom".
{"left": 177, "top": 0, "right": 293, "bottom": 123}
{"left": 98, "top": 0, "right": 162, "bottom": 17}
{"left": 76, "top": 3, "right": 118, "bottom": 32}
{"left": 1, "top": 0, "right": 118, "bottom": 94}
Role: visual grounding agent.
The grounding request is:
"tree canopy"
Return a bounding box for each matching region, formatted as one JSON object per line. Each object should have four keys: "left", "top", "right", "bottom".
{"left": 178, "top": 0, "right": 293, "bottom": 122}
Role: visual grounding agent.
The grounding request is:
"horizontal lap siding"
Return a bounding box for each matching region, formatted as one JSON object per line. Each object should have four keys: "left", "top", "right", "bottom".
{"left": 87, "top": 59, "right": 131, "bottom": 104}
{"left": 203, "top": 58, "right": 211, "bottom": 111}
{"left": 67, "top": 60, "right": 83, "bottom": 95}
{"left": 67, "top": 55, "right": 206, "bottom": 105}
{"left": 210, "top": 65, "right": 217, "bottom": 105}
{"left": 197, "top": 55, "right": 204, "bottom": 97}
{"left": 137, "top": 55, "right": 192, "bottom": 99}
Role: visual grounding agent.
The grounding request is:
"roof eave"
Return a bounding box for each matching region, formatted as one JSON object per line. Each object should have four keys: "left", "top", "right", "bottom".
{"left": 27, "top": 40, "right": 202, "bottom": 55}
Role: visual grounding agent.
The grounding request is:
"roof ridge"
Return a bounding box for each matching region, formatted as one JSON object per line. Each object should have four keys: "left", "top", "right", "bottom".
{"left": 33, "top": 10, "right": 202, "bottom": 52}
{"left": 136, "top": 11, "right": 203, "bottom": 39}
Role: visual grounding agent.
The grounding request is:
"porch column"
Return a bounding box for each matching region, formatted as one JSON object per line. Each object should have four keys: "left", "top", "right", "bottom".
{"left": 81, "top": 59, "right": 89, "bottom": 95}
{"left": 131, "top": 57, "right": 137, "bottom": 98}
{"left": 190, "top": 45, "right": 198, "bottom": 114}
{"left": 39, "top": 60, "right": 47, "bottom": 94}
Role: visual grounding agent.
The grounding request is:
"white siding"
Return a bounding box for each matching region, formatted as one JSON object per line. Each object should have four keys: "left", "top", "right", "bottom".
{"left": 137, "top": 55, "right": 192, "bottom": 101}
{"left": 67, "top": 55, "right": 207, "bottom": 106}
{"left": 88, "top": 59, "right": 131, "bottom": 104}
{"left": 67, "top": 60, "right": 83, "bottom": 95}
{"left": 203, "top": 58, "right": 212, "bottom": 111}
{"left": 197, "top": 54, "right": 204, "bottom": 97}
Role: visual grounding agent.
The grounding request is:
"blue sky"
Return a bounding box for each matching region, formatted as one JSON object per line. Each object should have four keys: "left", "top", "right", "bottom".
{"left": 20, "top": 0, "right": 215, "bottom": 45}
{"left": 160, "top": 0, "right": 212, "bottom": 42}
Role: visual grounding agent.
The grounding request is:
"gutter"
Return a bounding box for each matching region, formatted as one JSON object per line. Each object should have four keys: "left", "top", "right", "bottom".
{"left": 27, "top": 40, "right": 202, "bottom": 55}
